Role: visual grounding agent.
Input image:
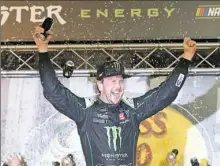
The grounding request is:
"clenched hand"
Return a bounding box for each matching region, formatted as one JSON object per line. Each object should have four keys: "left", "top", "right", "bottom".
{"left": 32, "top": 25, "right": 53, "bottom": 53}
{"left": 183, "top": 37, "right": 197, "bottom": 61}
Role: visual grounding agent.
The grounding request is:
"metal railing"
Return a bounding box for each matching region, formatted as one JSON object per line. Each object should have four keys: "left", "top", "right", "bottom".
{"left": 1, "top": 42, "right": 220, "bottom": 77}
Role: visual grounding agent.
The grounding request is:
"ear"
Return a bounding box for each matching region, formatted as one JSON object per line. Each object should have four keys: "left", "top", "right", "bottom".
{"left": 97, "top": 80, "right": 103, "bottom": 92}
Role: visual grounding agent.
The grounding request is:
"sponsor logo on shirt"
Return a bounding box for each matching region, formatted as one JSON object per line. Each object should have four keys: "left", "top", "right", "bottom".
{"left": 175, "top": 73, "right": 185, "bottom": 87}
{"left": 119, "top": 112, "right": 126, "bottom": 120}
{"left": 105, "top": 126, "right": 122, "bottom": 151}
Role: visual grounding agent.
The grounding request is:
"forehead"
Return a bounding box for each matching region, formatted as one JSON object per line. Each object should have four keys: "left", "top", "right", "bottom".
{"left": 104, "top": 75, "right": 124, "bottom": 81}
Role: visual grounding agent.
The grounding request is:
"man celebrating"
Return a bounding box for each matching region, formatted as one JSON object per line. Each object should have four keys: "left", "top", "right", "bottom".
{"left": 33, "top": 25, "right": 196, "bottom": 166}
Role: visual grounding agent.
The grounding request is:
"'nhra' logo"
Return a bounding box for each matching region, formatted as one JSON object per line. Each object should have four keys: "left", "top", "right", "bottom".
{"left": 196, "top": 5, "right": 220, "bottom": 18}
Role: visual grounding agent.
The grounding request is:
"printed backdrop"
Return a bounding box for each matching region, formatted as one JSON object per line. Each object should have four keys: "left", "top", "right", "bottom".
{"left": 1, "top": 1, "right": 220, "bottom": 41}
{"left": 1, "top": 75, "right": 220, "bottom": 166}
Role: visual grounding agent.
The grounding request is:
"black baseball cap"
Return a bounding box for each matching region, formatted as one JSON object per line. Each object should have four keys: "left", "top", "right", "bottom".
{"left": 96, "top": 61, "right": 130, "bottom": 80}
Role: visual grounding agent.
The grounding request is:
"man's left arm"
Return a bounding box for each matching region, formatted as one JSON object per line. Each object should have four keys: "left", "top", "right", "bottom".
{"left": 133, "top": 37, "right": 196, "bottom": 122}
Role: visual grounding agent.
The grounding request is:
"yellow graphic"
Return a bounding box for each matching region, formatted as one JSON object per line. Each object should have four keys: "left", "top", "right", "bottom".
{"left": 196, "top": 8, "right": 203, "bottom": 17}
{"left": 80, "top": 7, "right": 175, "bottom": 18}
{"left": 136, "top": 107, "right": 194, "bottom": 166}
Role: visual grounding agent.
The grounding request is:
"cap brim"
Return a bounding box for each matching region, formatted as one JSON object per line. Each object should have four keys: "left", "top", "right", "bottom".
{"left": 96, "top": 73, "right": 132, "bottom": 81}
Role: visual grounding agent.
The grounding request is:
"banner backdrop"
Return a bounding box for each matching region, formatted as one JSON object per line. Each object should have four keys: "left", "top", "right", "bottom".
{"left": 1, "top": 1, "right": 220, "bottom": 42}
{"left": 1, "top": 75, "right": 220, "bottom": 166}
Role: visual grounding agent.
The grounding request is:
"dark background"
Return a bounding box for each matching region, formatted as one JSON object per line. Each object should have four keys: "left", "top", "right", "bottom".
{"left": 1, "top": 1, "right": 220, "bottom": 42}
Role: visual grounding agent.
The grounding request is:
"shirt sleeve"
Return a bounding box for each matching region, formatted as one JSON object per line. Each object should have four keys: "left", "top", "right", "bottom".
{"left": 39, "top": 52, "right": 86, "bottom": 124}
{"left": 133, "top": 58, "right": 191, "bottom": 123}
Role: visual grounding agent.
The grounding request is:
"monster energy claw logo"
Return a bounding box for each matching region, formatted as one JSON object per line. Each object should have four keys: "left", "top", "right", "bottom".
{"left": 105, "top": 126, "right": 122, "bottom": 151}
{"left": 113, "top": 62, "right": 120, "bottom": 71}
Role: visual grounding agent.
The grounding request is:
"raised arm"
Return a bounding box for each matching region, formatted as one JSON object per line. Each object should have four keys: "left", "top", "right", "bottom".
{"left": 33, "top": 25, "right": 86, "bottom": 124}
{"left": 133, "top": 37, "right": 197, "bottom": 123}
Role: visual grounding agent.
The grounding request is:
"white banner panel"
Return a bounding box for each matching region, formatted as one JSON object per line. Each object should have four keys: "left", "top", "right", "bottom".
{"left": 1, "top": 76, "right": 220, "bottom": 166}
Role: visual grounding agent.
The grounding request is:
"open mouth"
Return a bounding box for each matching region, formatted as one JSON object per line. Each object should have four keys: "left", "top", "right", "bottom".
{"left": 111, "top": 91, "right": 120, "bottom": 97}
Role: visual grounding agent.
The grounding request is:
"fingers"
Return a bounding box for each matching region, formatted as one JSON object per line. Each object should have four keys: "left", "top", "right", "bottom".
{"left": 32, "top": 30, "right": 53, "bottom": 43}
{"left": 45, "top": 30, "right": 53, "bottom": 41}
{"left": 33, "top": 25, "right": 43, "bottom": 41}
{"left": 47, "top": 30, "right": 53, "bottom": 35}
{"left": 187, "top": 40, "right": 196, "bottom": 47}
{"left": 3, "top": 153, "right": 25, "bottom": 166}
{"left": 35, "top": 25, "right": 44, "bottom": 34}
{"left": 184, "top": 37, "right": 196, "bottom": 47}
{"left": 184, "top": 37, "right": 190, "bottom": 42}
{"left": 46, "top": 34, "right": 52, "bottom": 41}
{"left": 16, "top": 153, "right": 22, "bottom": 160}
{"left": 191, "top": 41, "right": 196, "bottom": 47}
{"left": 32, "top": 31, "right": 39, "bottom": 41}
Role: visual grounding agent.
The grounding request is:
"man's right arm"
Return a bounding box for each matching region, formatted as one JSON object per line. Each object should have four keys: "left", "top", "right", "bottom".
{"left": 39, "top": 52, "right": 86, "bottom": 123}
{"left": 33, "top": 24, "right": 86, "bottom": 124}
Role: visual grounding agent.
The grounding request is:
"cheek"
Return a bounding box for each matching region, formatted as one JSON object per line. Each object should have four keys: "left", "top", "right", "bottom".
{"left": 103, "top": 83, "right": 112, "bottom": 94}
